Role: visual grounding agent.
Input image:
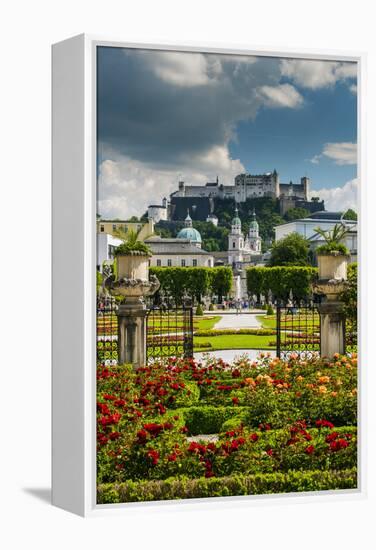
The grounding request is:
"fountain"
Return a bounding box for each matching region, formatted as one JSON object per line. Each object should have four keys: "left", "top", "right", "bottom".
{"left": 235, "top": 275, "right": 241, "bottom": 301}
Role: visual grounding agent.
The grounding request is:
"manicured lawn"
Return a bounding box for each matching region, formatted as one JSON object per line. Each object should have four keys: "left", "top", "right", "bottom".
{"left": 257, "top": 314, "right": 319, "bottom": 332}
{"left": 194, "top": 333, "right": 274, "bottom": 351}
{"left": 194, "top": 315, "right": 221, "bottom": 331}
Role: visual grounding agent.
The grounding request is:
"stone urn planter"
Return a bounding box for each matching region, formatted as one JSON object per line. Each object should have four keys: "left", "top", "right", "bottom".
{"left": 110, "top": 251, "right": 160, "bottom": 301}
{"left": 313, "top": 252, "right": 350, "bottom": 357}
{"left": 317, "top": 252, "right": 349, "bottom": 282}
{"left": 110, "top": 251, "right": 159, "bottom": 369}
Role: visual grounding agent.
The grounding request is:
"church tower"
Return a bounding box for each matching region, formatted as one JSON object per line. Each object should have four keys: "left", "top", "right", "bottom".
{"left": 249, "top": 209, "right": 262, "bottom": 253}
{"left": 228, "top": 207, "right": 244, "bottom": 266}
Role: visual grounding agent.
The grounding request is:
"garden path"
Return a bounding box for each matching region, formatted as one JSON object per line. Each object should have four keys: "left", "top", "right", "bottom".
{"left": 213, "top": 312, "right": 264, "bottom": 330}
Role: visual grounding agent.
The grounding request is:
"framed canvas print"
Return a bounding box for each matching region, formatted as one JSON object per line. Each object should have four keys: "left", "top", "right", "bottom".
{"left": 52, "top": 35, "right": 365, "bottom": 516}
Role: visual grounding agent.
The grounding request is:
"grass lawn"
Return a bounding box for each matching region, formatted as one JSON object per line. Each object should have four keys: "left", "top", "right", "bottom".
{"left": 257, "top": 315, "right": 319, "bottom": 332}
{"left": 194, "top": 315, "right": 221, "bottom": 331}
{"left": 194, "top": 333, "right": 274, "bottom": 351}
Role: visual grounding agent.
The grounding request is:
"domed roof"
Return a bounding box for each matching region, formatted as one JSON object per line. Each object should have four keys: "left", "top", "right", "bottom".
{"left": 232, "top": 207, "right": 241, "bottom": 226}
{"left": 177, "top": 226, "right": 202, "bottom": 243}
{"left": 250, "top": 209, "right": 259, "bottom": 229}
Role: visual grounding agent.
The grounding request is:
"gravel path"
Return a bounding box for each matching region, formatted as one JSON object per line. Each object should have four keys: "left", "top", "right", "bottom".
{"left": 214, "top": 313, "right": 264, "bottom": 330}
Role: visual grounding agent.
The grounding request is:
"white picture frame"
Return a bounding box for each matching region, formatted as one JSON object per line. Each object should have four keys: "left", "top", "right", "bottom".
{"left": 52, "top": 34, "right": 366, "bottom": 517}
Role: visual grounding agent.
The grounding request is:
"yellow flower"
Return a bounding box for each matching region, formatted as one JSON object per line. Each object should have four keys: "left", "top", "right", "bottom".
{"left": 351, "top": 388, "right": 357, "bottom": 396}
{"left": 244, "top": 377, "right": 256, "bottom": 387}
{"left": 296, "top": 375, "right": 304, "bottom": 383}
{"left": 318, "top": 385, "right": 327, "bottom": 394}
{"left": 318, "top": 376, "right": 330, "bottom": 384}
{"left": 330, "top": 391, "right": 338, "bottom": 397}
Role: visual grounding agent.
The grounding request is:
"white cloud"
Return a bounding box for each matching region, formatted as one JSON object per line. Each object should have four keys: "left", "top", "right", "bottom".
{"left": 323, "top": 142, "right": 357, "bottom": 165}
{"left": 98, "top": 147, "right": 245, "bottom": 219}
{"left": 309, "top": 142, "right": 357, "bottom": 165}
{"left": 257, "top": 83, "right": 303, "bottom": 108}
{"left": 349, "top": 83, "right": 357, "bottom": 95}
{"left": 280, "top": 59, "right": 357, "bottom": 90}
{"left": 145, "top": 51, "right": 221, "bottom": 87}
{"left": 311, "top": 178, "right": 358, "bottom": 212}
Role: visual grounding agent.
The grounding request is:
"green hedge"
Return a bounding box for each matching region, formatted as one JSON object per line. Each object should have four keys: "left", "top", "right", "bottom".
{"left": 97, "top": 468, "right": 357, "bottom": 503}
{"left": 150, "top": 266, "right": 233, "bottom": 303}
{"left": 246, "top": 266, "right": 318, "bottom": 301}
{"left": 180, "top": 406, "right": 249, "bottom": 435}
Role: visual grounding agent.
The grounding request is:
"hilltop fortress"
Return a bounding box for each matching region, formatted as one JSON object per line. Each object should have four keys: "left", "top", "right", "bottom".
{"left": 148, "top": 170, "right": 324, "bottom": 222}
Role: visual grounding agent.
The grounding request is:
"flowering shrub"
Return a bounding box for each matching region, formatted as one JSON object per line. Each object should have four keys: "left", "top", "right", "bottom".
{"left": 97, "top": 353, "right": 358, "bottom": 498}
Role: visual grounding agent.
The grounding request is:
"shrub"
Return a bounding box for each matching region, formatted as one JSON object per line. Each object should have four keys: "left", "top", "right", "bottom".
{"left": 209, "top": 303, "right": 215, "bottom": 311}
{"left": 181, "top": 406, "right": 249, "bottom": 435}
{"left": 97, "top": 468, "right": 357, "bottom": 503}
{"left": 195, "top": 304, "right": 204, "bottom": 316}
{"left": 266, "top": 305, "right": 274, "bottom": 315}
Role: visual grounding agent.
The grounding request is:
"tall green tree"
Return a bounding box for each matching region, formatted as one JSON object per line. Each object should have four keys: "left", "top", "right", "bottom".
{"left": 269, "top": 232, "right": 310, "bottom": 266}
{"left": 343, "top": 209, "right": 358, "bottom": 221}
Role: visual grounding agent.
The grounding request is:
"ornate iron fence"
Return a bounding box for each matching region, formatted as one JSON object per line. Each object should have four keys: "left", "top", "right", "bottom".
{"left": 146, "top": 292, "right": 194, "bottom": 363}
{"left": 345, "top": 317, "right": 357, "bottom": 354}
{"left": 96, "top": 291, "right": 194, "bottom": 367}
{"left": 97, "top": 294, "right": 118, "bottom": 367}
{"left": 276, "top": 299, "right": 321, "bottom": 360}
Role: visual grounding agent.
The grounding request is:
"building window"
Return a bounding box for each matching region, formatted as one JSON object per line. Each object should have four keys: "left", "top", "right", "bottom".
{"left": 233, "top": 242, "right": 236, "bottom": 248}
{"left": 192, "top": 259, "right": 197, "bottom": 267}
{"left": 181, "top": 259, "right": 186, "bottom": 267}
{"left": 207, "top": 259, "right": 211, "bottom": 267}
{"left": 167, "top": 259, "right": 172, "bottom": 267}
{"left": 112, "top": 224, "right": 116, "bottom": 231}
{"left": 100, "top": 225, "right": 104, "bottom": 232}
{"left": 157, "top": 259, "right": 161, "bottom": 267}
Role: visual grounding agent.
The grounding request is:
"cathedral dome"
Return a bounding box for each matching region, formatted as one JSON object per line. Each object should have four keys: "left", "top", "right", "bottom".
{"left": 177, "top": 226, "right": 202, "bottom": 244}
{"left": 177, "top": 209, "right": 202, "bottom": 245}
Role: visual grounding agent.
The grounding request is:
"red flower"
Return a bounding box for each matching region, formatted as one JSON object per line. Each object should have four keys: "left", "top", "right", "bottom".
{"left": 232, "top": 397, "right": 240, "bottom": 405}
{"left": 316, "top": 419, "right": 334, "bottom": 429}
{"left": 325, "top": 432, "right": 339, "bottom": 443}
{"left": 136, "top": 429, "right": 148, "bottom": 444}
{"left": 167, "top": 453, "right": 177, "bottom": 462}
{"left": 250, "top": 433, "right": 259, "bottom": 442}
{"left": 305, "top": 445, "right": 315, "bottom": 455}
{"left": 109, "top": 431, "right": 120, "bottom": 441}
{"left": 266, "top": 448, "right": 273, "bottom": 457}
{"left": 329, "top": 439, "right": 349, "bottom": 452}
{"left": 147, "top": 449, "right": 160, "bottom": 465}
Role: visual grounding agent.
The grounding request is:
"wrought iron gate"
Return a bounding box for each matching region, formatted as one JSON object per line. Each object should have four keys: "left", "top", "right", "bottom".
{"left": 96, "top": 292, "right": 194, "bottom": 367}
{"left": 146, "top": 293, "right": 194, "bottom": 363}
{"left": 97, "top": 294, "right": 118, "bottom": 367}
{"left": 276, "top": 300, "right": 321, "bottom": 360}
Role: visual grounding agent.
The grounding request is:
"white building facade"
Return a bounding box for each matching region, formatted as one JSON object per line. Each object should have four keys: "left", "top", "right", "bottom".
{"left": 97, "top": 233, "right": 123, "bottom": 272}
{"left": 274, "top": 212, "right": 357, "bottom": 262}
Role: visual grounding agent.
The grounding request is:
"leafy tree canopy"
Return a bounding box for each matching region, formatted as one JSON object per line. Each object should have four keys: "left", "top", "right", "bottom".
{"left": 269, "top": 232, "right": 310, "bottom": 266}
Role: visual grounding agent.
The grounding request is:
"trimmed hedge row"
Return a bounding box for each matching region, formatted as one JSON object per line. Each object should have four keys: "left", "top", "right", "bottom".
{"left": 150, "top": 266, "right": 233, "bottom": 303}
{"left": 97, "top": 468, "right": 357, "bottom": 503}
{"left": 180, "top": 406, "right": 248, "bottom": 435}
{"left": 246, "top": 266, "right": 318, "bottom": 301}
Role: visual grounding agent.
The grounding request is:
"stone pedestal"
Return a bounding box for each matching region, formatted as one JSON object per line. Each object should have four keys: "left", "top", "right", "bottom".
{"left": 317, "top": 300, "right": 346, "bottom": 357}
{"left": 109, "top": 252, "right": 159, "bottom": 369}
{"left": 117, "top": 297, "right": 148, "bottom": 368}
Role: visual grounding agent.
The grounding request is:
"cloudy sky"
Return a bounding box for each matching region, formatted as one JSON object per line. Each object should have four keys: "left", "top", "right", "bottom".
{"left": 97, "top": 47, "right": 357, "bottom": 219}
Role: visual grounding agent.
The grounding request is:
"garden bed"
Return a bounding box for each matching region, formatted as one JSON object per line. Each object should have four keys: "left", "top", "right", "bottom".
{"left": 97, "top": 353, "right": 358, "bottom": 502}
